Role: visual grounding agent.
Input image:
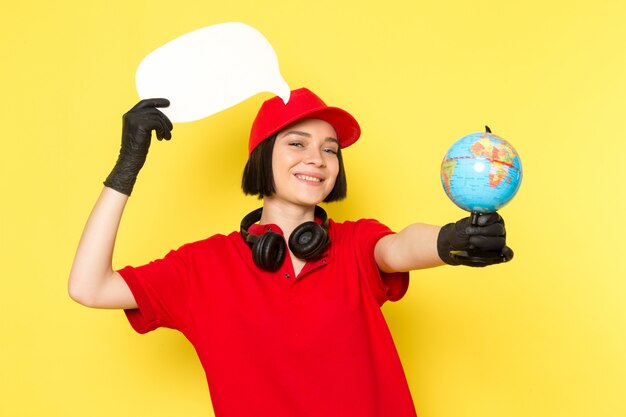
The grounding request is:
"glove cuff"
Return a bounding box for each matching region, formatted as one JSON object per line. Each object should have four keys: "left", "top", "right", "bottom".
{"left": 437, "top": 223, "right": 461, "bottom": 266}
{"left": 103, "top": 152, "right": 147, "bottom": 196}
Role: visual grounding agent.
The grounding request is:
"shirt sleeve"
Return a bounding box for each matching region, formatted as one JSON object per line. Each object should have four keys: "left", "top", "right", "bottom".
{"left": 118, "top": 245, "right": 193, "bottom": 334}
{"left": 352, "top": 219, "right": 410, "bottom": 306}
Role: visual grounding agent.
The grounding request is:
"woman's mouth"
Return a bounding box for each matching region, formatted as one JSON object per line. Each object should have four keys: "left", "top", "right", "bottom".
{"left": 294, "top": 174, "right": 323, "bottom": 183}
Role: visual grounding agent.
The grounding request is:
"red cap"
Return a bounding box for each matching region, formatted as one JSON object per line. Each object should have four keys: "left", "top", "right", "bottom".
{"left": 248, "top": 88, "right": 361, "bottom": 155}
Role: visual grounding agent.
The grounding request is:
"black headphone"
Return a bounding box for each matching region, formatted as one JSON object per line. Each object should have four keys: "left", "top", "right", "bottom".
{"left": 240, "top": 206, "right": 330, "bottom": 272}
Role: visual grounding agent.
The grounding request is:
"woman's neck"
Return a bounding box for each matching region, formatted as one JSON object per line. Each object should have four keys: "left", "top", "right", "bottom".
{"left": 260, "top": 198, "right": 321, "bottom": 276}
{"left": 260, "top": 198, "right": 316, "bottom": 239}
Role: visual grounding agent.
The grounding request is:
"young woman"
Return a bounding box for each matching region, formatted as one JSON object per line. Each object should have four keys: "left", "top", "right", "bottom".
{"left": 69, "top": 88, "right": 512, "bottom": 417}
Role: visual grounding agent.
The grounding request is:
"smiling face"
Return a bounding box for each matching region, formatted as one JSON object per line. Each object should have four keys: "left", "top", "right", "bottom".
{"left": 270, "top": 118, "right": 340, "bottom": 208}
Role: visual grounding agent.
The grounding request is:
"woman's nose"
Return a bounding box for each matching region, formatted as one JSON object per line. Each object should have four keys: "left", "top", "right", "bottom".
{"left": 304, "top": 147, "right": 325, "bottom": 167}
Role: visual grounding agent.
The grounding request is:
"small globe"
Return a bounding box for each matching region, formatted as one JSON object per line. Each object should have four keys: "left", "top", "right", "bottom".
{"left": 441, "top": 131, "right": 522, "bottom": 213}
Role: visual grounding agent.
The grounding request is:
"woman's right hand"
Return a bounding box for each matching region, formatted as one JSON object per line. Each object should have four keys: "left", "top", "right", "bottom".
{"left": 104, "top": 98, "right": 173, "bottom": 195}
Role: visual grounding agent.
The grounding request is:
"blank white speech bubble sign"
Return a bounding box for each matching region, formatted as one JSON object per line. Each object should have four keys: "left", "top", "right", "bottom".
{"left": 135, "top": 22, "right": 290, "bottom": 123}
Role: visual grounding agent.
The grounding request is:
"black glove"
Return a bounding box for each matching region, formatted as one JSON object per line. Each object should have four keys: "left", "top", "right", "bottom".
{"left": 437, "top": 213, "right": 514, "bottom": 267}
{"left": 104, "top": 98, "right": 173, "bottom": 195}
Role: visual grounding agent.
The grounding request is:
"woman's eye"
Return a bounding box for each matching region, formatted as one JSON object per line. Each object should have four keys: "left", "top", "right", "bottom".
{"left": 288, "top": 142, "right": 304, "bottom": 148}
{"left": 323, "top": 148, "right": 338, "bottom": 155}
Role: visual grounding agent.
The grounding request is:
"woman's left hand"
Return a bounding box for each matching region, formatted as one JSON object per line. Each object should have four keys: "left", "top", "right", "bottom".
{"left": 437, "top": 213, "right": 514, "bottom": 267}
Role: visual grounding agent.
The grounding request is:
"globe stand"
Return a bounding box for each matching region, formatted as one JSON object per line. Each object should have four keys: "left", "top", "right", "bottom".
{"left": 449, "top": 211, "right": 510, "bottom": 264}
{"left": 450, "top": 249, "right": 508, "bottom": 265}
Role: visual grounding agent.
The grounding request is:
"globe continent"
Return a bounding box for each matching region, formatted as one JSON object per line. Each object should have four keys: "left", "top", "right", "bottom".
{"left": 441, "top": 132, "right": 522, "bottom": 213}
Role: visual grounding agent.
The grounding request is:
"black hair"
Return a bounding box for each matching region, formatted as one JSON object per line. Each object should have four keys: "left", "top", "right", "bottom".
{"left": 241, "top": 134, "right": 347, "bottom": 202}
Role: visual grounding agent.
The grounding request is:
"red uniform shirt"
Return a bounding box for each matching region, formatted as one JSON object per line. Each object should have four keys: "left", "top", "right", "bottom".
{"left": 119, "top": 218, "right": 416, "bottom": 417}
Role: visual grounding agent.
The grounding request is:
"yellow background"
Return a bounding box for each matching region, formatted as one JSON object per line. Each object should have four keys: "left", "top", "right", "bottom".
{"left": 2, "top": 0, "right": 625, "bottom": 416}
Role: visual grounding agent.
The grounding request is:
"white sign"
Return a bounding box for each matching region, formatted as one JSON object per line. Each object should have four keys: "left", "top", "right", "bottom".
{"left": 136, "top": 22, "right": 290, "bottom": 122}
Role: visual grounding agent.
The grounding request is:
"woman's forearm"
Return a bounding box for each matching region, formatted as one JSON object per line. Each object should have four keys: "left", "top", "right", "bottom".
{"left": 68, "top": 186, "right": 129, "bottom": 307}
{"left": 375, "top": 223, "right": 445, "bottom": 273}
